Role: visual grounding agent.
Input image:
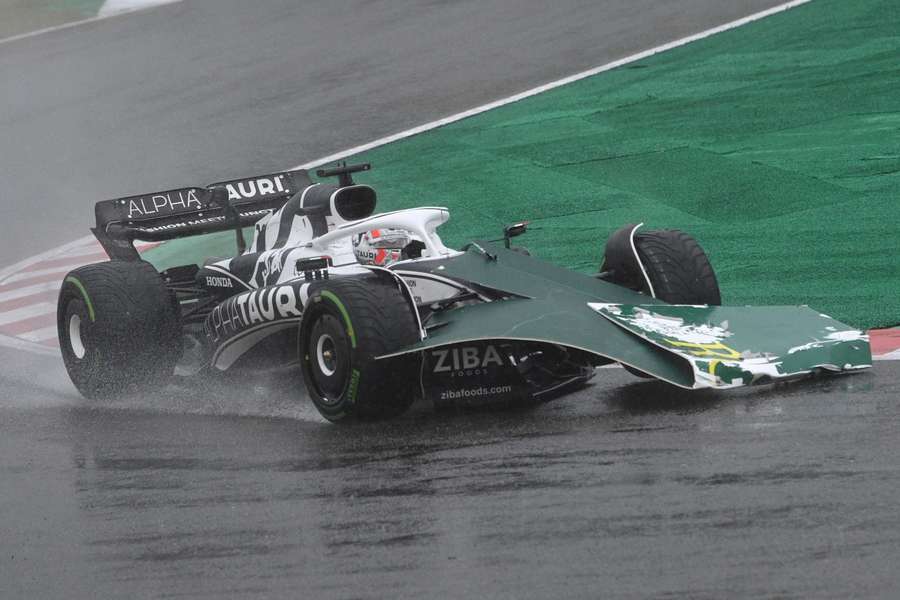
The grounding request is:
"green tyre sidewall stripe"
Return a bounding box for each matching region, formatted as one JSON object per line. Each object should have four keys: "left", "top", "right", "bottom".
{"left": 321, "top": 290, "right": 356, "bottom": 348}
{"left": 65, "top": 276, "right": 96, "bottom": 322}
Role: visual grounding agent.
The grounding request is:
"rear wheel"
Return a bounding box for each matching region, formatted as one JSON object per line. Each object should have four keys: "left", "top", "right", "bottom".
{"left": 57, "top": 260, "right": 182, "bottom": 398}
{"left": 299, "top": 276, "right": 421, "bottom": 422}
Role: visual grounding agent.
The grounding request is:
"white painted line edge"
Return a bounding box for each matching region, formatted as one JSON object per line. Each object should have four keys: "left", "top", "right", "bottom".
{"left": 293, "top": 0, "right": 814, "bottom": 170}
{"left": 875, "top": 349, "right": 900, "bottom": 361}
{"left": 0, "top": 0, "right": 182, "bottom": 46}
{"left": 60, "top": 243, "right": 108, "bottom": 259}
{"left": 98, "top": 0, "right": 180, "bottom": 18}
{"left": 2, "top": 264, "right": 92, "bottom": 286}
{"left": 0, "top": 235, "right": 96, "bottom": 284}
{"left": 0, "top": 303, "right": 57, "bottom": 327}
{"left": 18, "top": 325, "right": 60, "bottom": 343}
{"left": 0, "top": 333, "right": 58, "bottom": 356}
{"left": 0, "top": 280, "right": 64, "bottom": 304}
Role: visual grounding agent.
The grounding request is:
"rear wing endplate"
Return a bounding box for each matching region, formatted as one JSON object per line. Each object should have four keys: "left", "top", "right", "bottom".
{"left": 92, "top": 169, "right": 312, "bottom": 260}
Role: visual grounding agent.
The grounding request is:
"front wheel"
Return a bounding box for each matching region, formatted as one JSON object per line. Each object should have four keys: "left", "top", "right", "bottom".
{"left": 602, "top": 226, "right": 721, "bottom": 379}
{"left": 634, "top": 228, "right": 721, "bottom": 305}
{"left": 299, "top": 276, "right": 421, "bottom": 422}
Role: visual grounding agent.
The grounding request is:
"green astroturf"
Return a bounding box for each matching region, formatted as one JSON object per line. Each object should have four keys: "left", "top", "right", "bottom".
{"left": 145, "top": 0, "right": 900, "bottom": 329}
{"left": 0, "top": 0, "right": 106, "bottom": 39}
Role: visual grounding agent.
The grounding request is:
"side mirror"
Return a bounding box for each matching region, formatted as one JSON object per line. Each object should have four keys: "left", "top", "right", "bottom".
{"left": 208, "top": 186, "right": 247, "bottom": 255}
{"left": 315, "top": 162, "right": 371, "bottom": 187}
{"left": 503, "top": 221, "right": 529, "bottom": 248}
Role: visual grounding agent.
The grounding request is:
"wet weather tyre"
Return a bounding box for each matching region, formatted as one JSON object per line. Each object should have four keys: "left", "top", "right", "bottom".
{"left": 634, "top": 229, "right": 721, "bottom": 306}
{"left": 625, "top": 229, "right": 721, "bottom": 379}
{"left": 299, "top": 276, "right": 421, "bottom": 423}
{"left": 57, "top": 260, "right": 182, "bottom": 398}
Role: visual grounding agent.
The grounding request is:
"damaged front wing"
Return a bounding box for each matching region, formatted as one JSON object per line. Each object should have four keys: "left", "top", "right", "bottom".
{"left": 590, "top": 303, "right": 871, "bottom": 389}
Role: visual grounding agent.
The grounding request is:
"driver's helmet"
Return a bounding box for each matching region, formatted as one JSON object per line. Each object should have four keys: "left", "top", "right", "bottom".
{"left": 352, "top": 228, "right": 419, "bottom": 266}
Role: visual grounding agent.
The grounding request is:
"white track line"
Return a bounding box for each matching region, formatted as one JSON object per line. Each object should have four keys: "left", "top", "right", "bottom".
{"left": 0, "top": 333, "right": 58, "bottom": 356}
{"left": 0, "top": 235, "right": 96, "bottom": 283}
{"left": 2, "top": 264, "right": 85, "bottom": 285}
{"left": 0, "top": 0, "right": 181, "bottom": 46}
{"left": 875, "top": 349, "right": 900, "bottom": 361}
{"left": 0, "top": 280, "right": 62, "bottom": 303}
{"left": 60, "top": 243, "right": 107, "bottom": 258}
{"left": 18, "top": 326, "right": 59, "bottom": 343}
{"left": 98, "top": 0, "right": 179, "bottom": 18}
{"left": 0, "top": 303, "right": 56, "bottom": 327}
{"left": 293, "top": 0, "right": 813, "bottom": 170}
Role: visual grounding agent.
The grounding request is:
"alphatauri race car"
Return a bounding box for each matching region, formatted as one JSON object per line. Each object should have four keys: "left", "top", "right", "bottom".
{"left": 58, "top": 163, "right": 872, "bottom": 422}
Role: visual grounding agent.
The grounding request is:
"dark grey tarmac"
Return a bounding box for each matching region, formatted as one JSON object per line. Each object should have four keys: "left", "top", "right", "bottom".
{"left": 4, "top": 1, "right": 899, "bottom": 598}
{"left": 2, "top": 352, "right": 899, "bottom": 599}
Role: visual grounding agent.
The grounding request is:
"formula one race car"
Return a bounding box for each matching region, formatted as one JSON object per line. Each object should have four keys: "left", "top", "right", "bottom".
{"left": 57, "top": 163, "right": 872, "bottom": 421}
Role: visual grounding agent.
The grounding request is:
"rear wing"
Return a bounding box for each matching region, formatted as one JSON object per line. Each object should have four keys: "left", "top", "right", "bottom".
{"left": 93, "top": 169, "right": 312, "bottom": 260}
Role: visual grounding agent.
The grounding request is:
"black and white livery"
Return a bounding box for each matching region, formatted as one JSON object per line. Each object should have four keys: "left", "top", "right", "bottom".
{"left": 58, "top": 163, "right": 870, "bottom": 422}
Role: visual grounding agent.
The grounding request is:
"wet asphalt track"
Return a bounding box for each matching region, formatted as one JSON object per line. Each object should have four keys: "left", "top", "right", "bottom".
{"left": 3, "top": 360, "right": 899, "bottom": 598}
{"left": 3, "top": 1, "right": 900, "bottom": 598}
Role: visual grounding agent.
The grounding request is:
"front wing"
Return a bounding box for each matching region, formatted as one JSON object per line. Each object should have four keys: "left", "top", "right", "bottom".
{"left": 591, "top": 303, "right": 871, "bottom": 388}
{"left": 379, "top": 246, "right": 871, "bottom": 390}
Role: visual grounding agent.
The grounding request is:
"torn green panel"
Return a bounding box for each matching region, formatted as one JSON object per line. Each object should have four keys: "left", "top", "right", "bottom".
{"left": 591, "top": 303, "right": 871, "bottom": 389}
